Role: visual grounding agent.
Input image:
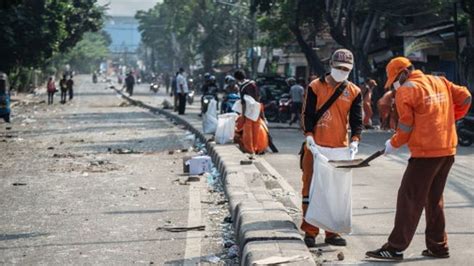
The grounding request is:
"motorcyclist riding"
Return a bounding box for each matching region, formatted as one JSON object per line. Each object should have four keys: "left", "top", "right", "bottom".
{"left": 201, "top": 74, "right": 219, "bottom": 114}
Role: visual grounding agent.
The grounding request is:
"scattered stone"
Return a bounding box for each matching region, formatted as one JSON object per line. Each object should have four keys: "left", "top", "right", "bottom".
{"left": 118, "top": 101, "right": 130, "bottom": 107}
{"left": 227, "top": 245, "right": 239, "bottom": 259}
{"left": 205, "top": 255, "right": 220, "bottom": 263}
{"left": 168, "top": 150, "right": 175, "bottom": 155}
{"left": 240, "top": 160, "right": 253, "bottom": 165}
{"left": 5, "top": 126, "right": 11, "bottom": 130}
{"left": 12, "top": 182, "right": 27, "bottom": 186}
{"left": 363, "top": 206, "right": 368, "bottom": 209}
{"left": 224, "top": 240, "right": 235, "bottom": 248}
{"left": 223, "top": 216, "right": 232, "bottom": 224}
{"left": 337, "top": 251, "right": 344, "bottom": 261}
{"left": 47, "top": 146, "right": 55, "bottom": 150}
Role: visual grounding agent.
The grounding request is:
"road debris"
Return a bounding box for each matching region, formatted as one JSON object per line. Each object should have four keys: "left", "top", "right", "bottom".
{"left": 108, "top": 148, "right": 142, "bottom": 154}
{"left": 205, "top": 255, "right": 221, "bottom": 263}
{"left": 12, "top": 182, "right": 27, "bottom": 186}
{"left": 156, "top": 225, "right": 205, "bottom": 232}
{"left": 337, "top": 251, "right": 345, "bottom": 261}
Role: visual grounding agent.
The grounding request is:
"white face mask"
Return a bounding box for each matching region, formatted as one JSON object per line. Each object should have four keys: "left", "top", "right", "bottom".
{"left": 331, "top": 68, "right": 350, "bottom": 82}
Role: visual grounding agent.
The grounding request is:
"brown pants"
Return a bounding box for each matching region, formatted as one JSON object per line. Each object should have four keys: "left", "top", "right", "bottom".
{"left": 388, "top": 156, "right": 454, "bottom": 253}
{"left": 300, "top": 145, "right": 337, "bottom": 238}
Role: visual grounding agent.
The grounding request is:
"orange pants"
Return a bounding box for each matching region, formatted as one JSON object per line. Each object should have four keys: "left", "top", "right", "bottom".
{"left": 235, "top": 116, "right": 269, "bottom": 154}
{"left": 300, "top": 145, "right": 338, "bottom": 238}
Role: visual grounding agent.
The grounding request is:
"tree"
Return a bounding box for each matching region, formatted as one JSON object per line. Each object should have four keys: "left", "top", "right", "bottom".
{"left": 60, "top": 32, "right": 110, "bottom": 73}
{"left": 253, "top": 0, "right": 327, "bottom": 75}
{"left": 0, "top": 0, "right": 105, "bottom": 76}
{"left": 136, "top": 0, "right": 246, "bottom": 73}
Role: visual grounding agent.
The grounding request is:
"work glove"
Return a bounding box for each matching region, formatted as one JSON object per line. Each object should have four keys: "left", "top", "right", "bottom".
{"left": 349, "top": 141, "right": 359, "bottom": 159}
{"left": 384, "top": 139, "right": 398, "bottom": 155}
{"left": 306, "top": 136, "right": 317, "bottom": 151}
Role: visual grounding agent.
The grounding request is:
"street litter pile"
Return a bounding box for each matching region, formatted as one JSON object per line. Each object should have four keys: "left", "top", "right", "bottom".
{"left": 180, "top": 135, "right": 239, "bottom": 264}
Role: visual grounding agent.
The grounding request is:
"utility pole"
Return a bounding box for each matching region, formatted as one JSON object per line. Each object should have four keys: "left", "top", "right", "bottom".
{"left": 236, "top": 19, "right": 240, "bottom": 69}
{"left": 453, "top": 1, "right": 461, "bottom": 83}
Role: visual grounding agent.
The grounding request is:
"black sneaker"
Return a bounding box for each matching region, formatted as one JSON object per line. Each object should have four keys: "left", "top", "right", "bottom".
{"left": 325, "top": 235, "right": 347, "bottom": 246}
{"left": 366, "top": 245, "right": 403, "bottom": 261}
{"left": 422, "top": 249, "right": 449, "bottom": 259}
{"left": 304, "top": 235, "right": 316, "bottom": 248}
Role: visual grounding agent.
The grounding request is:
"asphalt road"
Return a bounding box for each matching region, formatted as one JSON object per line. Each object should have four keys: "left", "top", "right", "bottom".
{"left": 132, "top": 82, "right": 473, "bottom": 265}
{"left": 0, "top": 76, "right": 236, "bottom": 265}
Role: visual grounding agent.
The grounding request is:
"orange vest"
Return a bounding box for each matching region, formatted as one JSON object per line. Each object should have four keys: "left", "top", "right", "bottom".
{"left": 391, "top": 70, "right": 472, "bottom": 157}
{"left": 306, "top": 79, "right": 362, "bottom": 148}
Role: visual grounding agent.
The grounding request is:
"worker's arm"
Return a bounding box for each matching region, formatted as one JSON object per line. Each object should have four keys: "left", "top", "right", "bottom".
{"left": 442, "top": 77, "right": 472, "bottom": 120}
{"left": 301, "top": 85, "right": 317, "bottom": 137}
{"left": 349, "top": 92, "right": 363, "bottom": 141}
{"left": 391, "top": 88, "right": 414, "bottom": 148}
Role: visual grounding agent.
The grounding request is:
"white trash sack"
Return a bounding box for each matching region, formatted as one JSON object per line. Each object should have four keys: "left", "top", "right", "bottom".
{"left": 231, "top": 95, "right": 260, "bottom": 121}
{"left": 305, "top": 145, "right": 353, "bottom": 234}
{"left": 202, "top": 99, "right": 218, "bottom": 134}
{"left": 215, "top": 113, "right": 238, "bottom": 144}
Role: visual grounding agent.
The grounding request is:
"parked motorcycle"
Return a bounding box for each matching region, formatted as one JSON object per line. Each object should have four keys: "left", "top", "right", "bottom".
{"left": 263, "top": 100, "right": 279, "bottom": 122}
{"left": 278, "top": 93, "right": 292, "bottom": 123}
{"left": 201, "top": 94, "right": 216, "bottom": 114}
{"left": 457, "top": 113, "right": 474, "bottom": 146}
{"left": 150, "top": 83, "right": 159, "bottom": 93}
{"left": 221, "top": 93, "right": 240, "bottom": 113}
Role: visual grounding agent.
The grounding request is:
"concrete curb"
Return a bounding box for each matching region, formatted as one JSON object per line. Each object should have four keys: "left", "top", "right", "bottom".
{"left": 112, "top": 89, "right": 315, "bottom": 266}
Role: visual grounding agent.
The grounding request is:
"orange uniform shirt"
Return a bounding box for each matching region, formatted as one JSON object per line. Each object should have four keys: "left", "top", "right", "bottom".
{"left": 302, "top": 76, "right": 363, "bottom": 148}
{"left": 391, "top": 70, "right": 472, "bottom": 157}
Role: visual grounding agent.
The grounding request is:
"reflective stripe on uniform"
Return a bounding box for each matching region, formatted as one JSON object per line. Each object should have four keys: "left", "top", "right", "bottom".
{"left": 302, "top": 197, "right": 309, "bottom": 204}
{"left": 402, "top": 81, "right": 416, "bottom": 88}
{"left": 463, "top": 96, "right": 472, "bottom": 106}
{"left": 398, "top": 123, "right": 413, "bottom": 133}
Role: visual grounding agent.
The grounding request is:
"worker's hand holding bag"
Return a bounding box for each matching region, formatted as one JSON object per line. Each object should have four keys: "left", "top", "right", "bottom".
{"left": 305, "top": 145, "right": 353, "bottom": 234}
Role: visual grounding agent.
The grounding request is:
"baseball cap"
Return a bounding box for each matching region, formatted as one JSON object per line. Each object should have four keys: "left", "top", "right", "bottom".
{"left": 331, "top": 49, "right": 354, "bottom": 70}
{"left": 384, "top": 57, "right": 412, "bottom": 89}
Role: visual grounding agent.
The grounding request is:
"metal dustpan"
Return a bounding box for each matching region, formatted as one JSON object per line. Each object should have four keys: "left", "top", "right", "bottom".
{"left": 329, "top": 149, "right": 385, "bottom": 169}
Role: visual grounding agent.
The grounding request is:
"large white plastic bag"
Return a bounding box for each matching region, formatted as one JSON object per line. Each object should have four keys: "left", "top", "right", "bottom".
{"left": 215, "top": 113, "right": 238, "bottom": 144}
{"left": 231, "top": 95, "right": 260, "bottom": 121}
{"left": 305, "top": 146, "right": 353, "bottom": 234}
{"left": 202, "top": 99, "right": 218, "bottom": 134}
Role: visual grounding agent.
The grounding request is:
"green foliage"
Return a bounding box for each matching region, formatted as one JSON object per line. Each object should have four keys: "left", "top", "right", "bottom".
{"left": 0, "top": 0, "right": 105, "bottom": 74}
{"left": 136, "top": 0, "right": 250, "bottom": 72}
{"left": 60, "top": 32, "right": 109, "bottom": 73}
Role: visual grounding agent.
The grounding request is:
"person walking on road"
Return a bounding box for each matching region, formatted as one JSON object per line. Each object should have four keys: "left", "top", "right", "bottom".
{"left": 47, "top": 77, "right": 56, "bottom": 105}
{"left": 366, "top": 57, "right": 472, "bottom": 261}
{"left": 125, "top": 71, "right": 135, "bottom": 97}
{"left": 67, "top": 75, "right": 74, "bottom": 101}
{"left": 176, "top": 68, "right": 189, "bottom": 115}
{"left": 288, "top": 77, "right": 304, "bottom": 126}
{"left": 300, "top": 49, "right": 363, "bottom": 248}
{"left": 59, "top": 75, "right": 68, "bottom": 104}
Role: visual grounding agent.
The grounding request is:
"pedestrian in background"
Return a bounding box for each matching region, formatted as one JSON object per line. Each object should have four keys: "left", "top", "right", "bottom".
{"left": 47, "top": 77, "right": 56, "bottom": 105}
{"left": 164, "top": 72, "right": 170, "bottom": 94}
{"left": 124, "top": 71, "right": 135, "bottom": 96}
{"left": 288, "top": 77, "right": 304, "bottom": 126}
{"left": 362, "top": 78, "right": 377, "bottom": 129}
{"left": 172, "top": 72, "right": 179, "bottom": 112}
{"left": 366, "top": 57, "right": 471, "bottom": 261}
{"left": 67, "top": 75, "right": 74, "bottom": 101}
{"left": 176, "top": 68, "right": 189, "bottom": 115}
{"left": 59, "top": 75, "right": 68, "bottom": 104}
{"left": 300, "top": 49, "right": 362, "bottom": 248}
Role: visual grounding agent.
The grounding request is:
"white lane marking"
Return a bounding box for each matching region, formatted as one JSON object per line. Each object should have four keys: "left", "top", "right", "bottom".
{"left": 183, "top": 181, "right": 202, "bottom": 265}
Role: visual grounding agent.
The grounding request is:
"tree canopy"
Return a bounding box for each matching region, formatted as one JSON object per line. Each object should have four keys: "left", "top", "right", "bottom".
{"left": 0, "top": 0, "right": 105, "bottom": 74}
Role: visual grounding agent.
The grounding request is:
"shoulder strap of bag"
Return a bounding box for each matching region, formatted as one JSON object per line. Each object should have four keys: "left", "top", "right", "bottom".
{"left": 314, "top": 80, "right": 348, "bottom": 123}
